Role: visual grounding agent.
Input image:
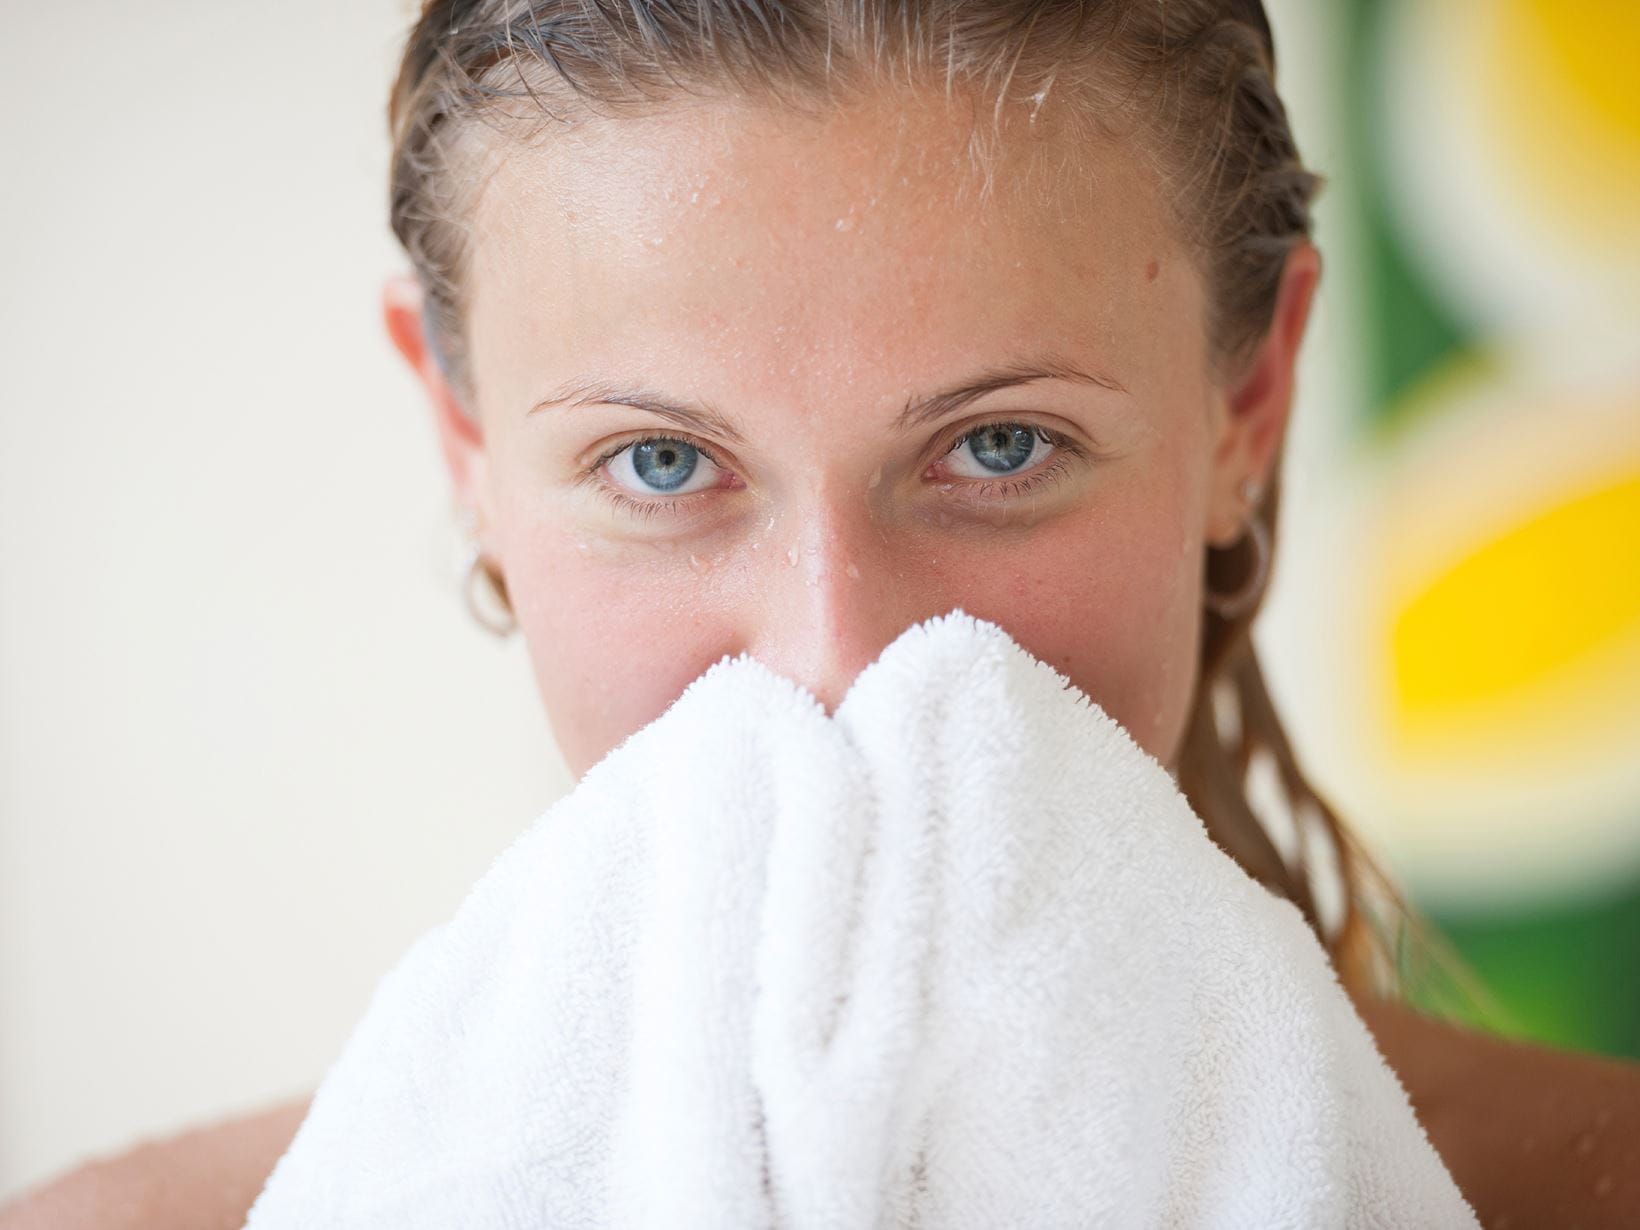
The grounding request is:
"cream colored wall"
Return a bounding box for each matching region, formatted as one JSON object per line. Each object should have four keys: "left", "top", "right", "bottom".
{"left": 0, "top": 0, "right": 1348, "bottom": 1201}
{"left": 0, "top": 0, "right": 571, "bottom": 1199}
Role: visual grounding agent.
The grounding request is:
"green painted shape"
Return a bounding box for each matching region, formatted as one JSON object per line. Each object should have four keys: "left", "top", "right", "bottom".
{"left": 1341, "top": 0, "right": 1476, "bottom": 428}
{"left": 1410, "top": 871, "right": 1640, "bottom": 1062}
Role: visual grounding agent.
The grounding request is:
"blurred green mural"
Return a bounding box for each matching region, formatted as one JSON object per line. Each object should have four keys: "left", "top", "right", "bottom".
{"left": 1329, "top": 0, "right": 1640, "bottom": 1059}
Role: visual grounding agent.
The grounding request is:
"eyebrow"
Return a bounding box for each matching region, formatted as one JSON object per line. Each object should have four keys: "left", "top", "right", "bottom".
{"left": 526, "top": 352, "right": 1128, "bottom": 444}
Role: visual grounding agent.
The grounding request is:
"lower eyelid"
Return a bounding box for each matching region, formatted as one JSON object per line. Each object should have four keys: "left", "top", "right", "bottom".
{"left": 952, "top": 454, "right": 1075, "bottom": 502}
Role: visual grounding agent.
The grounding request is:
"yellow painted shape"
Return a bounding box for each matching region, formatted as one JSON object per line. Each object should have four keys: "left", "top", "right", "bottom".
{"left": 1484, "top": 0, "right": 1640, "bottom": 238}
{"left": 1524, "top": 0, "right": 1640, "bottom": 141}
{"left": 1392, "top": 470, "right": 1640, "bottom": 715}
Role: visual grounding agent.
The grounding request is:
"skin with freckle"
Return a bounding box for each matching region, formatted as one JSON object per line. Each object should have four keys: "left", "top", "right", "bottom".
{"left": 452, "top": 92, "right": 1232, "bottom": 781}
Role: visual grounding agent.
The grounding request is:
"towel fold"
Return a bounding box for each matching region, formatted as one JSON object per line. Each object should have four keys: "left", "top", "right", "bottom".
{"left": 243, "top": 608, "right": 1478, "bottom": 1229}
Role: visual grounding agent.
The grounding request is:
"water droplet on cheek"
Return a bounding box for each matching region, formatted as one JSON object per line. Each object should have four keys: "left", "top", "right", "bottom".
{"left": 785, "top": 546, "right": 798, "bottom": 567}
{"left": 867, "top": 465, "right": 884, "bottom": 490}
{"left": 687, "top": 552, "right": 707, "bottom": 574}
{"left": 574, "top": 539, "right": 591, "bottom": 555}
{"left": 845, "top": 561, "right": 861, "bottom": 581}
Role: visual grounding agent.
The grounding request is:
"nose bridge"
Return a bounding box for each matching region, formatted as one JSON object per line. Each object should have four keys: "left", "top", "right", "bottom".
{"left": 745, "top": 488, "right": 916, "bottom": 715}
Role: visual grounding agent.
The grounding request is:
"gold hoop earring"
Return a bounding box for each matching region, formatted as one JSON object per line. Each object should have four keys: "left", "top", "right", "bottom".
{"left": 458, "top": 540, "right": 517, "bottom": 638}
{"left": 1204, "top": 478, "right": 1271, "bottom": 621}
{"left": 453, "top": 504, "right": 516, "bottom": 637}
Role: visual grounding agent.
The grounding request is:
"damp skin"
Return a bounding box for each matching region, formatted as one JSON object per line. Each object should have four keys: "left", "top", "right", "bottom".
{"left": 395, "top": 90, "right": 1314, "bottom": 781}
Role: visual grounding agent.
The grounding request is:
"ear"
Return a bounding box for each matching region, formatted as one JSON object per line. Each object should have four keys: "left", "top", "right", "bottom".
{"left": 381, "top": 273, "right": 496, "bottom": 541}
{"left": 1204, "top": 241, "right": 1322, "bottom": 546}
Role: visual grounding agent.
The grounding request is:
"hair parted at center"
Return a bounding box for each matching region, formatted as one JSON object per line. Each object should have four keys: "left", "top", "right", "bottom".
{"left": 385, "top": 0, "right": 1493, "bottom": 1014}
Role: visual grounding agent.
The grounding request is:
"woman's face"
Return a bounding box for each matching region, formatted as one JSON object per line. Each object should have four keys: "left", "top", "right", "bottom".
{"left": 388, "top": 91, "right": 1312, "bottom": 782}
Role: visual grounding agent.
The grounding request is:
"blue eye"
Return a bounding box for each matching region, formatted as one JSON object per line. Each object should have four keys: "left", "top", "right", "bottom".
{"left": 944, "top": 421, "right": 1080, "bottom": 493}
{"left": 950, "top": 422, "right": 1048, "bottom": 476}
{"left": 629, "top": 439, "right": 700, "bottom": 491}
{"left": 602, "top": 436, "right": 724, "bottom": 499}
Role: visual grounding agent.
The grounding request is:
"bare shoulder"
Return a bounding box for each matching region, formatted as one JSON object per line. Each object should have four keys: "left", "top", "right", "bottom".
{"left": 1352, "top": 990, "right": 1640, "bottom": 1230}
{"left": 0, "top": 1094, "right": 311, "bottom": 1230}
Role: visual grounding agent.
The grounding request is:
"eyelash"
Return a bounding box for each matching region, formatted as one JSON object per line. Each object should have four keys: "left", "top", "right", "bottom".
{"left": 577, "top": 420, "right": 1087, "bottom": 523}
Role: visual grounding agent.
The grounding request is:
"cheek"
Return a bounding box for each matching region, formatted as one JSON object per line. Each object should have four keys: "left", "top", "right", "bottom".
{"left": 1073, "top": 522, "right": 1204, "bottom": 765}
{"left": 950, "top": 467, "right": 1206, "bottom": 766}
{"left": 497, "top": 517, "right": 722, "bottom": 779}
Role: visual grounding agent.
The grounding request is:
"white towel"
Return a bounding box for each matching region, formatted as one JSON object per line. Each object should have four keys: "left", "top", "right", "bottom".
{"left": 242, "top": 608, "right": 1478, "bottom": 1229}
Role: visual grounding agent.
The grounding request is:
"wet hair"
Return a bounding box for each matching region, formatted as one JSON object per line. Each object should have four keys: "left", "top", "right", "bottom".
{"left": 386, "top": 0, "right": 1482, "bottom": 1007}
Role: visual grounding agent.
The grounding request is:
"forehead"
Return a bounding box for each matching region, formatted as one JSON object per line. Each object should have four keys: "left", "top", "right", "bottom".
{"left": 464, "top": 91, "right": 1202, "bottom": 416}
